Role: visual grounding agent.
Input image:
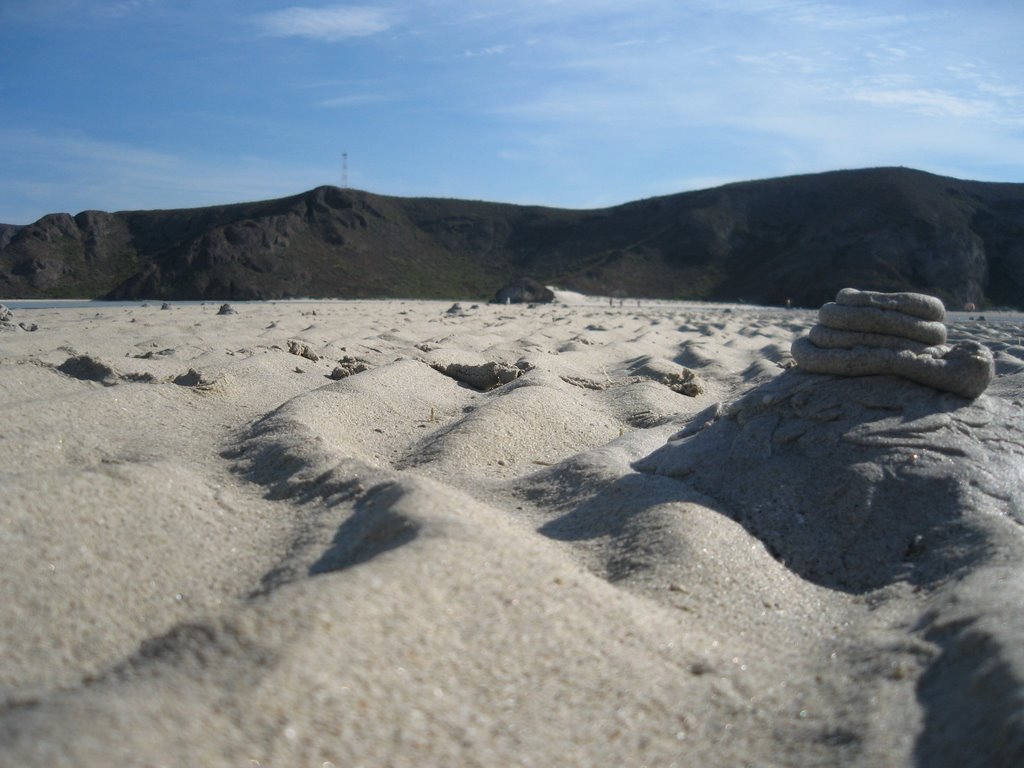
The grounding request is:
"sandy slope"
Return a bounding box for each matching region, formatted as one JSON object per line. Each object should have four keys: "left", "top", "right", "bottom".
{"left": 1, "top": 298, "right": 1022, "bottom": 767}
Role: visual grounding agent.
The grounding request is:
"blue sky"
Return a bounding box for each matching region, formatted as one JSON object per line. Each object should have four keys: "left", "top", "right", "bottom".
{"left": 1, "top": 0, "right": 1022, "bottom": 224}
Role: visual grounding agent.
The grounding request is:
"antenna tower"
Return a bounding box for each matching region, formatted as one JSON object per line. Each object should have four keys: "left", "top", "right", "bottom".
{"left": 341, "top": 152, "right": 348, "bottom": 188}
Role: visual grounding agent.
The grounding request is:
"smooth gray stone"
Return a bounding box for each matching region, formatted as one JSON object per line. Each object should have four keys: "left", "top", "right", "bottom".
{"left": 819, "top": 302, "right": 947, "bottom": 345}
{"left": 791, "top": 336, "right": 994, "bottom": 398}
{"left": 808, "top": 324, "right": 933, "bottom": 353}
{"left": 836, "top": 288, "right": 945, "bottom": 321}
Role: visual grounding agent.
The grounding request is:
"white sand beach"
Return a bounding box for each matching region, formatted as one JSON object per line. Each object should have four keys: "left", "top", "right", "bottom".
{"left": 1, "top": 297, "right": 1023, "bottom": 767}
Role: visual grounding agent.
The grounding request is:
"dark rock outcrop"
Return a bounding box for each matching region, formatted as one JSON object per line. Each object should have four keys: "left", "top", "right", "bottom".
{"left": 3, "top": 168, "right": 1024, "bottom": 308}
{"left": 493, "top": 277, "right": 555, "bottom": 304}
{"left": 0, "top": 224, "right": 22, "bottom": 250}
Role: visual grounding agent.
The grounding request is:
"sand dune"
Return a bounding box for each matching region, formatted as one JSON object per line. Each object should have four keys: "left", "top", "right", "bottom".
{"left": 1, "top": 298, "right": 1022, "bottom": 766}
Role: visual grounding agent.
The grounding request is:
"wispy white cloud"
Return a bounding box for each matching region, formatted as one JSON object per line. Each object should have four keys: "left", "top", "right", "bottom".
{"left": 785, "top": 5, "right": 919, "bottom": 31}
{"left": 316, "top": 92, "right": 398, "bottom": 108}
{"left": 0, "top": 129, "right": 328, "bottom": 221}
{"left": 943, "top": 62, "right": 1024, "bottom": 116}
{"left": 847, "top": 86, "right": 994, "bottom": 119}
{"left": 97, "top": 0, "right": 158, "bottom": 19}
{"left": 696, "top": 0, "right": 924, "bottom": 31}
{"left": 478, "top": 0, "right": 1024, "bottom": 199}
{"left": 254, "top": 5, "right": 397, "bottom": 41}
{"left": 0, "top": 129, "right": 179, "bottom": 171}
{"left": 734, "top": 51, "right": 823, "bottom": 76}
{"left": 977, "top": 81, "right": 1024, "bottom": 101}
{"left": 432, "top": 0, "right": 657, "bottom": 28}
{"left": 0, "top": 0, "right": 160, "bottom": 23}
{"left": 482, "top": 0, "right": 1021, "bottom": 136}
{"left": 464, "top": 44, "right": 510, "bottom": 58}
{"left": 0, "top": 1, "right": 78, "bottom": 24}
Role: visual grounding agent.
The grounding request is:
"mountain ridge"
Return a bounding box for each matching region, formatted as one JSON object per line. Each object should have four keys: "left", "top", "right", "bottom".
{"left": 3, "top": 166, "right": 1024, "bottom": 308}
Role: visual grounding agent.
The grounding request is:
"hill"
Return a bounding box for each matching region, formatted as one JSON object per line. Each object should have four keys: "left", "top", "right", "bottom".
{"left": 2, "top": 167, "right": 1023, "bottom": 308}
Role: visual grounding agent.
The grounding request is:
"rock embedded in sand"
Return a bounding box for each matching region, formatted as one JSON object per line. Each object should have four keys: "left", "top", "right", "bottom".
{"left": 329, "top": 356, "right": 371, "bottom": 380}
{"left": 792, "top": 288, "right": 994, "bottom": 398}
{"left": 56, "top": 355, "right": 120, "bottom": 385}
{"left": 493, "top": 277, "right": 555, "bottom": 305}
{"left": 629, "top": 359, "right": 705, "bottom": 397}
{"left": 287, "top": 340, "right": 320, "bottom": 362}
{"left": 172, "top": 368, "right": 205, "bottom": 387}
{"left": 217, "top": 303, "right": 236, "bottom": 316}
{"left": 430, "top": 360, "right": 526, "bottom": 391}
{"left": 655, "top": 369, "right": 704, "bottom": 397}
{"left": 0, "top": 304, "right": 30, "bottom": 331}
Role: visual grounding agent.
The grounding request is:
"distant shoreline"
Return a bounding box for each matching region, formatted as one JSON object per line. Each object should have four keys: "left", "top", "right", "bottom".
{"left": 3, "top": 296, "right": 1022, "bottom": 325}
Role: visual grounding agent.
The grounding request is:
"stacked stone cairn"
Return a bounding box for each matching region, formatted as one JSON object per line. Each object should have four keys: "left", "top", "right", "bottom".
{"left": 791, "top": 288, "right": 994, "bottom": 399}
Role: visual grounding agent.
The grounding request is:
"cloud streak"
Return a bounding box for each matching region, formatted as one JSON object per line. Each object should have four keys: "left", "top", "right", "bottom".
{"left": 316, "top": 92, "right": 399, "bottom": 108}
{"left": 0, "top": 129, "right": 328, "bottom": 222}
{"left": 98, "top": 0, "right": 158, "bottom": 18}
{"left": 464, "top": 44, "right": 510, "bottom": 58}
{"left": 847, "top": 86, "right": 994, "bottom": 119}
{"left": 0, "top": 129, "right": 179, "bottom": 172}
{"left": 254, "top": 5, "right": 396, "bottom": 41}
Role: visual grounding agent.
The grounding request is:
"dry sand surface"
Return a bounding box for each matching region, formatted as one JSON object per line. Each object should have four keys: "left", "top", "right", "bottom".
{"left": 1, "top": 297, "right": 1023, "bottom": 767}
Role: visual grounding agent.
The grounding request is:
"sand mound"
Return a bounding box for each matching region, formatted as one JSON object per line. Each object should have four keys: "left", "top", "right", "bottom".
{"left": 637, "top": 370, "right": 1024, "bottom": 591}
{"left": 636, "top": 370, "right": 1024, "bottom": 765}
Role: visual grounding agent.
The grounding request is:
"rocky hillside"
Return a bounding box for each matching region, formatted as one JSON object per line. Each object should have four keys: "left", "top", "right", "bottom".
{"left": 0, "top": 224, "right": 22, "bottom": 251}
{"left": 2, "top": 167, "right": 1023, "bottom": 308}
